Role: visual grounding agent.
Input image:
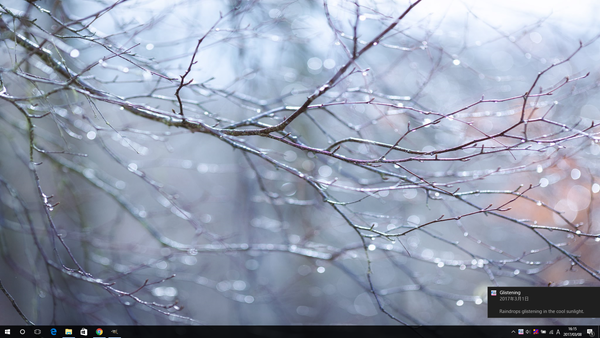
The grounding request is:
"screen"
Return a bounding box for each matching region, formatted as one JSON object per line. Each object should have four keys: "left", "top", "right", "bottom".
{"left": 0, "top": 0, "right": 598, "bottom": 334}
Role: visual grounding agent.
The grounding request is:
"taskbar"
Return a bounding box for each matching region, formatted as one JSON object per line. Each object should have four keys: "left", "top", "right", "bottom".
{"left": 1, "top": 325, "right": 598, "bottom": 338}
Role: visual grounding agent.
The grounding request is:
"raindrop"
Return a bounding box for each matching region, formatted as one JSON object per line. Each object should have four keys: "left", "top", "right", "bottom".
{"left": 530, "top": 32, "right": 542, "bottom": 44}
{"left": 152, "top": 286, "right": 177, "bottom": 299}
{"left": 115, "top": 181, "right": 126, "bottom": 189}
{"left": 127, "top": 163, "right": 138, "bottom": 172}
{"left": 155, "top": 261, "right": 168, "bottom": 270}
{"left": 233, "top": 280, "right": 246, "bottom": 291}
{"left": 283, "top": 151, "right": 297, "bottom": 162}
{"left": 407, "top": 214, "right": 420, "bottom": 225}
{"left": 318, "top": 165, "right": 333, "bottom": 178}
{"left": 245, "top": 259, "right": 259, "bottom": 270}
{"left": 323, "top": 59, "right": 336, "bottom": 69}
{"left": 83, "top": 168, "right": 95, "bottom": 178}
{"left": 297, "top": 305, "right": 312, "bottom": 316}
{"left": 181, "top": 256, "right": 197, "bottom": 266}
{"left": 181, "top": 160, "right": 193, "bottom": 169}
{"left": 216, "top": 280, "right": 232, "bottom": 292}
{"left": 298, "top": 265, "right": 312, "bottom": 276}
{"left": 307, "top": 57, "right": 322, "bottom": 71}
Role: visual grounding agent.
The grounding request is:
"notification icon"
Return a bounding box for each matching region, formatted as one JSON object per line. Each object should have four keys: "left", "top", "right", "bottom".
{"left": 95, "top": 328, "right": 103, "bottom": 336}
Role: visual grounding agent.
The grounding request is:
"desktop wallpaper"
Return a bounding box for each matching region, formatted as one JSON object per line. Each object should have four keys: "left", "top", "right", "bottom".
{"left": 0, "top": 0, "right": 599, "bottom": 326}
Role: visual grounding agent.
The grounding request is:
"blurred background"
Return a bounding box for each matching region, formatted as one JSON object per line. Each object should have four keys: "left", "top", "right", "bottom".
{"left": 1, "top": 0, "right": 600, "bottom": 325}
